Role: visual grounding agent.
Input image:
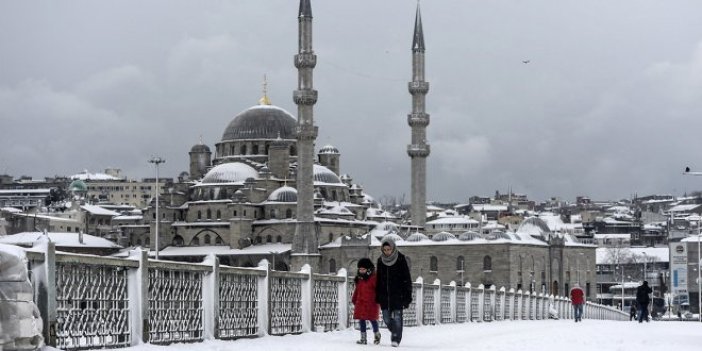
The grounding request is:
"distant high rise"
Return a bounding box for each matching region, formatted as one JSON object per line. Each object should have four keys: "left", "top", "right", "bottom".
{"left": 291, "top": 0, "right": 320, "bottom": 271}
{"left": 407, "top": 4, "right": 430, "bottom": 227}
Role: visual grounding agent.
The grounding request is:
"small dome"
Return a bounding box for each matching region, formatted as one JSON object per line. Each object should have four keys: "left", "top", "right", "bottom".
{"left": 221, "top": 105, "right": 297, "bottom": 141}
{"left": 268, "top": 186, "right": 298, "bottom": 202}
{"left": 459, "top": 231, "right": 481, "bottom": 241}
{"left": 486, "top": 230, "right": 511, "bottom": 241}
{"left": 201, "top": 162, "right": 259, "bottom": 184}
{"left": 313, "top": 164, "right": 342, "bottom": 184}
{"left": 319, "top": 144, "right": 339, "bottom": 154}
{"left": 432, "top": 232, "right": 456, "bottom": 242}
{"left": 190, "top": 143, "right": 211, "bottom": 153}
{"left": 406, "top": 233, "right": 429, "bottom": 242}
{"left": 68, "top": 179, "right": 87, "bottom": 193}
{"left": 375, "top": 221, "right": 399, "bottom": 232}
{"left": 383, "top": 233, "right": 404, "bottom": 242}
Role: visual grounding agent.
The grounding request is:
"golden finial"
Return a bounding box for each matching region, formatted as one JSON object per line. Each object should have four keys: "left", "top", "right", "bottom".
{"left": 259, "top": 74, "right": 272, "bottom": 105}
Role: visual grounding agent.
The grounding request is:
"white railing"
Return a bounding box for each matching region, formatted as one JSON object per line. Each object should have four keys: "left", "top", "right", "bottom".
{"left": 25, "top": 243, "right": 628, "bottom": 350}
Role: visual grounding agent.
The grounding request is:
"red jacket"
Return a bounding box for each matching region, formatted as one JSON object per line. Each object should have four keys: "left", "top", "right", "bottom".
{"left": 352, "top": 272, "right": 380, "bottom": 320}
{"left": 570, "top": 287, "right": 585, "bottom": 305}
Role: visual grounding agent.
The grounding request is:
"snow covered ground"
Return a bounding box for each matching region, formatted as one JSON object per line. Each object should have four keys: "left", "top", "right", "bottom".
{"left": 47, "top": 319, "right": 700, "bottom": 351}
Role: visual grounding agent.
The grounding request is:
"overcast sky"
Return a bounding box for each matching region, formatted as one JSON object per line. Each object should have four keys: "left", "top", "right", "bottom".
{"left": 2, "top": 0, "right": 702, "bottom": 203}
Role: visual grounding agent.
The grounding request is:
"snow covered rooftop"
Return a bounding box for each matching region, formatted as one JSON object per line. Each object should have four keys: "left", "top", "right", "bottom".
{"left": 144, "top": 243, "right": 291, "bottom": 257}
{"left": 0, "top": 231, "right": 121, "bottom": 249}
{"left": 81, "top": 204, "right": 121, "bottom": 216}
{"left": 426, "top": 216, "right": 479, "bottom": 225}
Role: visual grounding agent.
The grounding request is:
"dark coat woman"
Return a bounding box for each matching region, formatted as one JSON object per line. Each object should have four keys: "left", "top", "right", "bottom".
{"left": 375, "top": 237, "right": 412, "bottom": 312}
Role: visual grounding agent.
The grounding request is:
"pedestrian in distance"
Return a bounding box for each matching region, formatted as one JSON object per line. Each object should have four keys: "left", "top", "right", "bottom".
{"left": 352, "top": 258, "right": 381, "bottom": 345}
{"left": 636, "top": 281, "right": 653, "bottom": 323}
{"left": 376, "top": 236, "right": 412, "bottom": 348}
{"left": 570, "top": 283, "right": 585, "bottom": 322}
{"left": 629, "top": 303, "right": 638, "bottom": 321}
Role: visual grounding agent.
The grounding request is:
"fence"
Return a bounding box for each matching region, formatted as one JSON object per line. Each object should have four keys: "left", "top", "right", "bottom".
{"left": 25, "top": 243, "right": 627, "bottom": 350}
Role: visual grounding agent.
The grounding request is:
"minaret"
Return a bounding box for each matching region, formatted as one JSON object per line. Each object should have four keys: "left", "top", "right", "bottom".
{"left": 291, "top": 0, "right": 320, "bottom": 271}
{"left": 407, "top": 3, "right": 430, "bottom": 227}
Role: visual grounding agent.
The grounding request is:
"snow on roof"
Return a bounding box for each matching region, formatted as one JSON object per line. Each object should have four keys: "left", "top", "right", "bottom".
{"left": 669, "top": 204, "right": 701, "bottom": 212}
{"left": 0, "top": 231, "right": 121, "bottom": 248}
{"left": 81, "top": 204, "right": 120, "bottom": 216}
{"left": 147, "top": 243, "right": 291, "bottom": 257}
{"left": 470, "top": 204, "right": 508, "bottom": 212}
{"left": 426, "top": 205, "right": 444, "bottom": 211}
{"left": 593, "top": 234, "right": 631, "bottom": 239}
{"left": 426, "top": 216, "right": 479, "bottom": 225}
{"left": 681, "top": 234, "right": 702, "bottom": 242}
{"left": 0, "top": 189, "right": 51, "bottom": 194}
{"left": 1, "top": 207, "right": 23, "bottom": 213}
{"left": 113, "top": 215, "right": 143, "bottom": 221}
{"left": 70, "top": 170, "right": 122, "bottom": 181}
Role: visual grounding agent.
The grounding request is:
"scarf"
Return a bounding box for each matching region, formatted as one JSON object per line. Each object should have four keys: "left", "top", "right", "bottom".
{"left": 380, "top": 236, "right": 399, "bottom": 266}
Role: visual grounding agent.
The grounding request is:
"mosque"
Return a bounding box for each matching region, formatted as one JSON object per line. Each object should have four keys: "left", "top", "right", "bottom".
{"left": 123, "top": 0, "right": 596, "bottom": 298}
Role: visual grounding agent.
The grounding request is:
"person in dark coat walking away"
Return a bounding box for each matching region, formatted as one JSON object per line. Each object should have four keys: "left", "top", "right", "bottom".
{"left": 376, "top": 237, "right": 412, "bottom": 347}
{"left": 636, "top": 281, "right": 653, "bottom": 323}
{"left": 570, "top": 283, "right": 585, "bottom": 322}
{"left": 629, "top": 303, "right": 638, "bottom": 321}
{"left": 352, "top": 258, "right": 380, "bottom": 345}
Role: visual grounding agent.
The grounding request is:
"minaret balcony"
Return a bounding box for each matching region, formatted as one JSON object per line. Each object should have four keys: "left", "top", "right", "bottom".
{"left": 408, "top": 81, "right": 429, "bottom": 94}
{"left": 407, "top": 113, "right": 430, "bottom": 127}
{"left": 293, "top": 89, "right": 318, "bottom": 105}
{"left": 407, "top": 144, "right": 431, "bottom": 157}
{"left": 294, "top": 53, "right": 317, "bottom": 69}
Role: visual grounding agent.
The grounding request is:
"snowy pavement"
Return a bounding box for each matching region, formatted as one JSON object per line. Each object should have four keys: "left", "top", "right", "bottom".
{"left": 55, "top": 319, "right": 701, "bottom": 351}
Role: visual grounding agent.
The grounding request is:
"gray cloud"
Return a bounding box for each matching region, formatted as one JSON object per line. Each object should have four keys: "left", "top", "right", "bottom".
{"left": 2, "top": 0, "right": 702, "bottom": 203}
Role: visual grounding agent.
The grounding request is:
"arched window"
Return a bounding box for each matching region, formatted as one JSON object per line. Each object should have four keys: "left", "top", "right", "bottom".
{"left": 204, "top": 234, "right": 211, "bottom": 245}
{"left": 270, "top": 209, "right": 276, "bottom": 219}
{"left": 256, "top": 236, "right": 262, "bottom": 244}
{"left": 173, "top": 213, "right": 177, "bottom": 221}
{"left": 207, "top": 209, "right": 212, "bottom": 219}
{"left": 430, "top": 256, "right": 438, "bottom": 272}
{"left": 276, "top": 235, "right": 282, "bottom": 243}
{"left": 286, "top": 209, "right": 293, "bottom": 218}
{"left": 456, "top": 256, "right": 465, "bottom": 271}
{"left": 483, "top": 256, "right": 492, "bottom": 271}
{"left": 216, "top": 210, "right": 221, "bottom": 219}
{"left": 329, "top": 233, "right": 334, "bottom": 243}
{"left": 145, "top": 237, "right": 150, "bottom": 246}
{"left": 241, "top": 145, "right": 247, "bottom": 155}
{"left": 173, "top": 235, "right": 184, "bottom": 246}
{"left": 252, "top": 145, "right": 259, "bottom": 155}
{"left": 266, "top": 235, "right": 272, "bottom": 243}
{"left": 215, "top": 236, "right": 222, "bottom": 245}
{"left": 192, "top": 237, "right": 200, "bottom": 246}
{"left": 230, "top": 145, "right": 235, "bottom": 155}
{"left": 290, "top": 145, "right": 297, "bottom": 156}
{"left": 137, "top": 238, "right": 142, "bottom": 246}
{"left": 233, "top": 210, "right": 238, "bottom": 216}
{"left": 332, "top": 191, "right": 338, "bottom": 201}
{"left": 329, "top": 259, "right": 337, "bottom": 274}
{"left": 197, "top": 211, "right": 202, "bottom": 220}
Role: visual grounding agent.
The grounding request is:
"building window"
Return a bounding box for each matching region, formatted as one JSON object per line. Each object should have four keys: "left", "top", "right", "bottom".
{"left": 456, "top": 256, "right": 465, "bottom": 271}
{"left": 483, "top": 256, "right": 492, "bottom": 271}
{"left": 215, "top": 236, "right": 222, "bottom": 245}
{"left": 207, "top": 209, "right": 212, "bottom": 219}
{"left": 286, "top": 209, "right": 293, "bottom": 218}
{"left": 329, "top": 259, "right": 337, "bottom": 274}
{"left": 216, "top": 210, "right": 221, "bottom": 219}
{"left": 276, "top": 235, "right": 282, "bottom": 243}
{"left": 204, "top": 234, "right": 211, "bottom": 245}
{"left": 256, "top": 236, "right": 262, "bottom": 244}
{"left": 145, "top": 237, "right": 150, "bottom": 246}
{"left": 266, "top": 235, "right": 272, "bottom": 243}
{"left": 252, "top": 145, "right": 259, "bottom": 155}
{"left": 241, "top": 145, "right": 247, "bottom": 155}
{"left": 192, "top": 237, "right": 200, "bottom": 246}
{"left": 197, "top": 211, "right": 202, "bottom": 220}
{"left": 430, "top": 256, "right": 438, "bottom": 272}
{"left": 270, "top": 209, "right": 276, "bottom": 219}
{"left": 173, "top": 235, "right": 184, "bottom": 246}
{"left": 329, "top": 233, "right": 334, "bottom": 243}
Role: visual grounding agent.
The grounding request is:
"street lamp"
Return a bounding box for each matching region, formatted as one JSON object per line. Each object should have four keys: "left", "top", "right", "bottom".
{"left": 149, "top": 156, "right": 165, "bottom": 260}
{"left": 682, "top": 166, "right": 702, "bottom": 321}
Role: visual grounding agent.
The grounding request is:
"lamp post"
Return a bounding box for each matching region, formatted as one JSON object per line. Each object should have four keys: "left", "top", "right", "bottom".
{"left": 682, "top": 166, "right": 702, "bottom": 321}
{"left": 149, "top": 156, "right": 165, "bottom": 260}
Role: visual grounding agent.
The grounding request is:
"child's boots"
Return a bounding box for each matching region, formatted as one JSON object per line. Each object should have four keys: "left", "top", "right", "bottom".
{"left": 356, "top": 332, "right": 367, "bottom": 345}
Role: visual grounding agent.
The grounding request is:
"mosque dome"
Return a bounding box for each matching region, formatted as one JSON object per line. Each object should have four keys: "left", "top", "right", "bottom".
{"left": 313, "top": 164, "right": 342, "bottom": 184}
{"left": 485, "top": 230, "right": 511, "bottom": 241}
{"left": 432, "top": 232, "right": 457, "bottom": 242}
{"left": 201, "top": 162, "right": 259, "bottom": 184}
{"left": 190, "top": 143, "right": 211, "bottom": 153}
{"left": 458, "top": 231, "right": 481, "bottom": 241}
{"left": 68, "top": 179, "right": 87, "bottom": 193}
{"left": 406, "top": 232, "right": 429, "bottom": 242}
{"left": 268, "top": 186, "right": 298, "bottom": 202}
{"left": 382, "top": 233, "right": 404, "bottom": 243}
{"left": 319, "top": 144, "right": 339, "bottom": 154}
{"left": 375, "top": 221, "right": 399, "bottom": 233}
{"left": 221, "top": 105, "right": 297, "bottom": 141}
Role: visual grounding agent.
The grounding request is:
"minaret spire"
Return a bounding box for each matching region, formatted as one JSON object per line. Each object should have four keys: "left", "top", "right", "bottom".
{"left": 407, "top": 2, "right": 430, "bottom": 227}
{"left": 291, "top": 0, "right": 320, "bottom": 271}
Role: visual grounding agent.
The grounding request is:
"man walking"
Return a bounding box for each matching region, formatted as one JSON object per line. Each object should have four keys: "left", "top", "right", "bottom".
{"left": 570, "top": 283, "right": 585, "bottom": 322}
{"left": 636, "top": 281, "right": 653, "bottom": 323}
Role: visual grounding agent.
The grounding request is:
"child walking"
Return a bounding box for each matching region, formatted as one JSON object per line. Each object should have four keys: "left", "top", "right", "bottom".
{"left": 352, "top": 258, "right": 381, "bottom": 345}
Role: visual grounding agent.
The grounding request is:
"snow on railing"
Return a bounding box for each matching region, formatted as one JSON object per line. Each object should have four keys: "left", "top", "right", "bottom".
{"left": 25, "top": 243, "right": 628, "bottom": 350}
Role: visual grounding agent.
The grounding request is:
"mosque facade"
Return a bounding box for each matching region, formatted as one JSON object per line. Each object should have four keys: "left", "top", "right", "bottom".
{"left": 122, "top": 0, "right": 596, "bottom": 299}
